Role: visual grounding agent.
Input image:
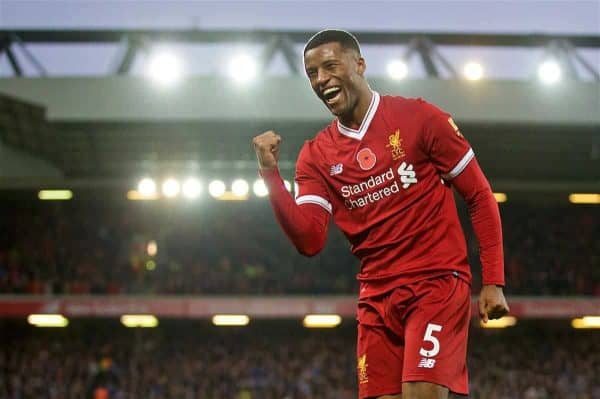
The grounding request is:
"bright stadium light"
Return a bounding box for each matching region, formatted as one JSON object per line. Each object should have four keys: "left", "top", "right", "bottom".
{"left": 162, "top": 178, "right": 180, "bottom": 198}
{"left": 182, "top": 177, "right": 202, "bottom": 199}
{"left": 253, "top": 179, "right": 269, "bottom": 197}
{"left": 480, "top": 316, "right": 517, "bottom": 328}
{"left": 463, "top": 61, "right": 484, "bottom": 81}
{"left": 212, "top": 314, "right": 250, "bottom": 326}
{"left": 138, "top": 178, "right": 157, "bottom": 197}
{"left": 208, "top": 180, "right": 226, "bottom": 198}
{"left": 27, "top": 314, "right": 69, "bottom": 327}
{"left": 38, "top": 190, "right": 73, "bottom": 200}
{"left": 228, "top": 55, "right": 257, "bottom": 83}
{"left": 303, "top": 314, "right": 342, "bottom": 328}
{"left": 569, "top": 193, "right": 600, "bottom": 204}
{"left": 147, "top": 240, "right": 158, "bottom": 257}
{"left": 147, "top": 51, "right": 183, "bottom": 86}
{"left": 231, "top": 179, "right": 249, "bottom": 197}
{"left": 493, "top": 193, "right": 507, "bottom": 203}
{"left": 538, "top": 60, "right": 561, "bottom": 84}
{"left": 571, "top": 316, "right": 600, "bottom": 329}
{"left": 284, "top": 180, "right": 292, "bottom": 192}
{"left": 387, "top": 60, "right": 408, "bottom": 80}
{"left": 120, "top": 315, "right": 159, "bottom": 328}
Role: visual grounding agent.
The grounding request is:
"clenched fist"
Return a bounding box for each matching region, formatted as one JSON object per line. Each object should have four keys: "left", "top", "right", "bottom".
{"left": 479, "top": 285, "right": 510, "bottom": 323}
{"left": 252, "top": 130, "right": 282, "bottom": 170}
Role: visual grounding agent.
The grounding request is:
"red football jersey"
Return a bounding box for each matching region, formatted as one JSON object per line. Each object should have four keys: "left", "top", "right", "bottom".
{"left": 294, "top": 92, "right": 475, "bottom": 298}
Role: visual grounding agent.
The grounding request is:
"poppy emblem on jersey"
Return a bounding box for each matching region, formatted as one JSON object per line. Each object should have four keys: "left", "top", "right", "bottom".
{"left": 357, "top": 354, "right": 368, "bottom": 384}
{"left": 356, "top": 148, "right": 376, "bottom": 170}
{"left": 386, "top": 129, "right": 405, "bottom": 160}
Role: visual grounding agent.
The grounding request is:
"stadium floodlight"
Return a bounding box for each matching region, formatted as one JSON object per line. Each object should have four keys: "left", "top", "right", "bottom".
{"left": 146, "top": 51, "right": 183, "bottom": 87}
{"left": 38, "top": 190, "right": 73, "bottom": 200}
{"left": 208, "top": 180, "right": 226, "bottom": 198}
{"left": 138, "top": 178, "right": 157, "bottom": 197}
{"left": 569, "top": 193, "right": 600, "bottom": 204}
{"left": 480, "top": 316, "right": 517, "bottom": 328}
{"left": 182, "top": 177, "right": 202, "bottom": 199}
{"left": 284, "top": 180, "right": 292, "bottom": 192}
{"left": 463, "top": 61, "right": 484, "bottom": 81}
{"left": 231, "top": 179, "right": 249, "bottom": 197}
{"left": 120, "top": 315, "right": 159, "bottom": 328}
{"left": 538, "top": 60, "right": 561, "bottom": 84}
{"left": 386, "top": 60, "right": 408, "bottom": 80}
{"left": 493, "top": 193, "right": 507, "bottom": 203}
{"left": 162, "top": 178, "right": 181, "bottom": 198}
{"left": 253, "top": 179, "right": 269, "bottom": 197}
{"left": 303, "top": 314, "right": 342, "bottom": 328}
{"left": 228, "top": 55, "right": 257, "bottom": 83}
{"left": 571, "top": 316, "right": 600, "bottom": 329}
{"left": 212, "top": 314, "right": 250, "bottom": 326}
{"left": 147, "top": 240, "right": 158, "bottom": 257}
{"left": 27, "top": 314, "right": 69, "bottom": 327}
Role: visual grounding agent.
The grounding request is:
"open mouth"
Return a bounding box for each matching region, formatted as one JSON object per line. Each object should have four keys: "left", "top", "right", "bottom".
{"left": 322, "top": 86, "right": 342, "bottom": 105}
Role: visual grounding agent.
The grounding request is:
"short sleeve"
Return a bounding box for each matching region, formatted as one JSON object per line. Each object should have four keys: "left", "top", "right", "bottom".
{"left": 420, "top": 100, "right": 474, "bottom": 180}
{"left": 294, "top": 143, "right": 332, "bottom": 213}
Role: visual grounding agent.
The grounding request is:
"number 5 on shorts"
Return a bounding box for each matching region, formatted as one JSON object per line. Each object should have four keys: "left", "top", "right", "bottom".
{"left": 419, "top": 323, "right": 443, "bottom": 358}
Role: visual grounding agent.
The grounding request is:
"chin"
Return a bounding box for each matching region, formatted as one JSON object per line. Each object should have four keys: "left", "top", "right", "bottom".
{"left": 326, "top": 103, "right": 345, "bottom": 117}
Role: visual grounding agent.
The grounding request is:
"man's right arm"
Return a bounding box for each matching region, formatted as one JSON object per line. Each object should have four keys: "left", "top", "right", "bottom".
{"left": 253, "top": 131, "right": 330, "bottom": 257}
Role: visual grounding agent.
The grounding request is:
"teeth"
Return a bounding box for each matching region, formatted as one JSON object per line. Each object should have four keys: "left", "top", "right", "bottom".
{"left": 323, "top": 87, "right": 340, "bottom": 96}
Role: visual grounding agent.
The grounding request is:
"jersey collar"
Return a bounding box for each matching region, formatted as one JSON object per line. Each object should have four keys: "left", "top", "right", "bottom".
{"left": 336, "top": 91, "right": 380, "bottom": 141}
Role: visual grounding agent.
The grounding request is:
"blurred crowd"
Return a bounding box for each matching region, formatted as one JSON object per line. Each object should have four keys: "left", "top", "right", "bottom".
{"left": 0, "top": 199, "right": 598, "bottom": 296}
{"left": 0, "top": 321, "right": 598, "bottom": 399}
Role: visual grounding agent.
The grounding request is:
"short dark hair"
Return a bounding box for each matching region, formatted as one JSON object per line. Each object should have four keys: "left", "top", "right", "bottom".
{"left": 303, "top": 29, "right": 361, "bottom": 56}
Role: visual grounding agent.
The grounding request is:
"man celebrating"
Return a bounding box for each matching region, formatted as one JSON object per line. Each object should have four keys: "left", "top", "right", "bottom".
{"left": 253, "top": 29, "right": 509, "bottom": 399}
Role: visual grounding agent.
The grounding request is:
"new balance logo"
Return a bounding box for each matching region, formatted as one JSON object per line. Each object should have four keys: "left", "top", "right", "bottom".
{"left": 330, "top": 163, "right": 344, "bottom": 176}
{"left": 418, "top": 358, "right": 436, "bottom": 369}
{"left": 397, "top": 162, "right": 417, "bottom": 189}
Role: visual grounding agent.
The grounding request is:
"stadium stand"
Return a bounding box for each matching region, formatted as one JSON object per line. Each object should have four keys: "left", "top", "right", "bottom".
{"left": 0, "top": 320, "right": 598, "bottom": 399}
{"left": 0, "top": 200, "right": 597, "bottom": 296}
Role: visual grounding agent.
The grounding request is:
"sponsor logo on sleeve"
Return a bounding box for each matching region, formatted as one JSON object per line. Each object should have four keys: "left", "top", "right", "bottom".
{"left": 448, "top": 117, "right": 463, "bottom": 138}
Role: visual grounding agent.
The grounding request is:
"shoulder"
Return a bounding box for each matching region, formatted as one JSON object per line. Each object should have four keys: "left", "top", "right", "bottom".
{"left": 300, "top": 121, "right": 336, "bottom": 154}
{"left": 297, "top": 121, "right": 336, "bottom": 165}
{"left": 380, "top": 95, "right": 449, "bottom": 120}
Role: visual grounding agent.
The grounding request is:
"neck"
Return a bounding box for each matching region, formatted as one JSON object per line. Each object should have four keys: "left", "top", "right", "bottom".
{"left": 338, "top": 88, "right": 373, "bottom": 129}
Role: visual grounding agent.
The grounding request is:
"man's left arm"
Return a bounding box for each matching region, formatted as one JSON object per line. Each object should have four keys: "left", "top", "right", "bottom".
{"left": 419, "top": 99, "right": 509, "bottom": 323}
{"left": 452, "top": 158, "right": 509, "bottom": 323}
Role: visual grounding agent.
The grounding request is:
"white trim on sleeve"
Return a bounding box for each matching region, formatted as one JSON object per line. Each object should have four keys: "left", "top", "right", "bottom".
{"left": 296, "top": 195, "right": 333, "bottom": 213}
{"left": 442, "top": 148, "right": 474, "bottom": 180}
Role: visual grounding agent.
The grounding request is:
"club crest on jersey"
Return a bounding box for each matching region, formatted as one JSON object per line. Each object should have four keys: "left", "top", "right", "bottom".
{"left": 357, "top": 354, "right": 369, "bottom": 384}
{"left": 356, "top": 148, "right": 376, "bottom": 171}
{"left": 386, "top": 129, "right": 405, "bottom": 160}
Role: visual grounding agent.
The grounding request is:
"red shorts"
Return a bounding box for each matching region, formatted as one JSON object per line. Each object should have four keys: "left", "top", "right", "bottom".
{"left": 356, "top": 273, "right": 470, "bottom": 398}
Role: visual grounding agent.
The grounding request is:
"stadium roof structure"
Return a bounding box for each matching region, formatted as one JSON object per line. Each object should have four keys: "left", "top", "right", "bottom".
{"left": 0, "top": 29, "right": 598, "bottom": 194}
{"left": 0, "top": 29, "right": 599, "bottom": 78}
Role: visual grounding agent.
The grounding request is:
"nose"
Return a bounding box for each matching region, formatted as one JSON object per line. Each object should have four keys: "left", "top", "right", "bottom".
{"left": 316, "top": 68, "right": 330, "bottom": 87}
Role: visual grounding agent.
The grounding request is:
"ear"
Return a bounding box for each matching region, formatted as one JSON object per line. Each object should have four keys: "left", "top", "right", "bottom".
{"left": 357, "top": 56, "right": 367, "bottom": 76}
